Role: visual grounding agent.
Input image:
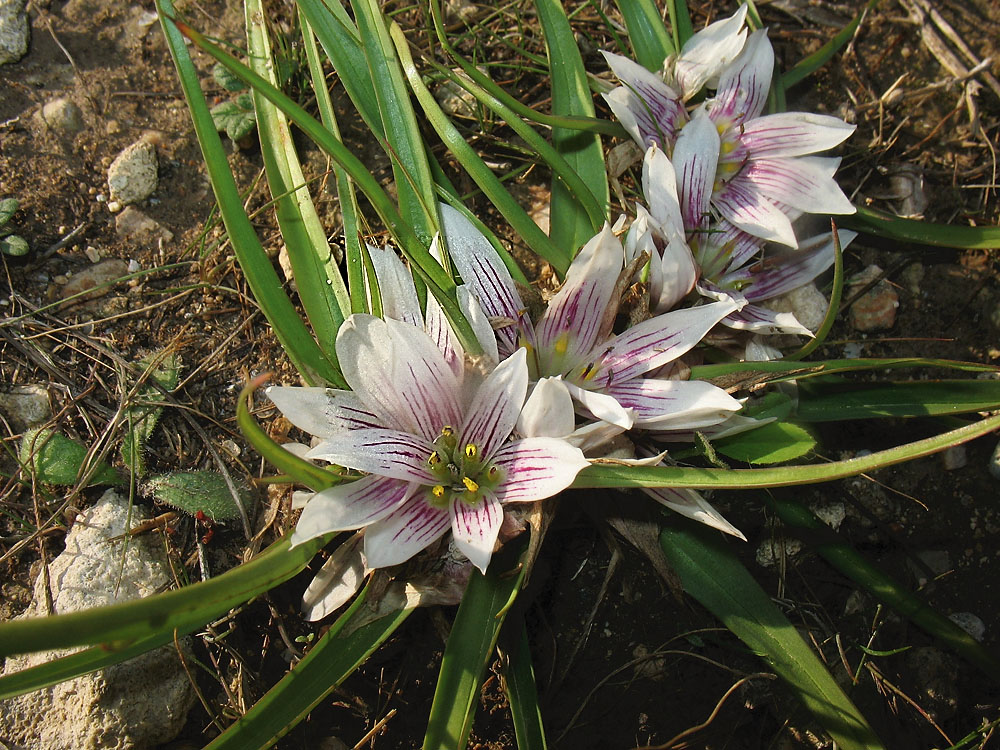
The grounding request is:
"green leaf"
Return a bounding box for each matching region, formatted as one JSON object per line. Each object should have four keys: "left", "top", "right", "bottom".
{"left": 691, "top": 356, "right": 998, "bottom": 383}
{"left": 143, "top": 471, "right": 247, "bottom": 521}
{"left": 499, "top": 618, "right": 548, "bottom": 750}
{"left": 19, "top": 428, "right": 123, "bottom": 487}
{"left": 795, "top": 379, "right": 1000, "bottom": 422}
{"left": 666, "top": 0, "right": 694, "bottom": 50}
{"left": 210, "top": 93, "right": 257, "bottom": 143}
{"left": 423, "top": 542, "right": 526, "bottom": 749}
{"left": 0, "top": 234, "right": 29, "bottom": 256}
{"left": 212, "top": 61, "right": 248, "bottom": 92}
{"left": 660, "top": 519, "right": 883, "bottom": 750}
{"left": 615, "top": 0, "right": 674, "bottom": 70}
{"left": 841, "top": 205, "right": 1000, "bottom": 249}
{"left": 0, "top": 197, "right": 17, "bottom": 225}
{"left": 765, "top": 494, "right": 1000, "bottom": 681}
{"left": 713, "top": 421, "right": 816, "bottom": 465}
{"left": 121, "top": 350, "right": 180, "bottom": 476}
{"left": 203, "top": 583, "right": 411, "bottom": 750}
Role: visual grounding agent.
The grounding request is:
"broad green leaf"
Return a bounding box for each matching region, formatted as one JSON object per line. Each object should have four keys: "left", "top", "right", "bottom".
{"left": 535, "top": 0, "right": 608, "bottom": 256}
{"left": 121, "top": 350, "right": 180, "bottom": 476}
{"left": 246, "top": 0, "right": 349, "bottom": 368}
{"left": 0, "top": 533, "right": 326, "bottom": 659}
{"left": 615, "top": 0, "right": 674, "bottom": 70}
{"left": 156, "top": 0, "right": 342, "bottom": 386}
{"left": 660, "top": 519, "right": 883, "bottom": 750}
{"left": 0, "top": 197, "right": 18, "bottom": 225}
{"left": 143, "top": 471, "right": 248, "bottom": 521}
{"left": 795, "top": 379, "right": 1000, "bottom": 422}
{"left": 204, "top": 583, "right": 411, "bottom": 750}
{"left": 212, "top": 61, "right": 248, "bottom": 92}
{"left": 423, "top": 542, "right": 527, "bottom": 749}
{"left": 714, "top": 421, "right": 816, "bottom": 465}
{"left": 782, "top": 0, "right": 877, "bottom": 89}
{"left": 0, "top": 234, "right": 29, "bottom": 256}
{"left": 573, "top": 412, "right": 1000, "bottom": 490}
{"left": 499, "top": 618, "right": 547, "bottom": 750}
{"left": 841, "top": 205, "right": 1000, "bottom": 249}
{"left": 210, "top": 93, "right": 257, "bottom": 143}
{"left": 765, "top": 494, "right": 1000, "bottom": 681}
{"left": 19, "top": 428, "right": 123, "bottom": 487}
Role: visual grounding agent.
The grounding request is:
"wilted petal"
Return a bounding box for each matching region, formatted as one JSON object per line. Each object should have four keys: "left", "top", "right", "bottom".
{"left": 460, "top": 348, "right": 528, "bottom": 459}
{"left": 492, "top": 437, "right": 589, "bottom": 503}
{"left": 564, "top": 380, "right": 634, "bottom": 429}
{"left": 709, "top": 29, "right": 773, "bottom": 125}
{"left": 604, "top": 378, "right": 742, "bottom": 428}
{"left": 602, "top": 52, "right": 686, "bottom": 147}
{"left": 306, "top": 428, "right": 436, "bottom": 483}
{"left": 301, "top": 532, "right": 367, "bottom": 621}
{"left": 744, "top": 156, "right": 855, "bottom": 216}
{"left": 450, "top": 489, "right": 503, "bottom": 573}
{"left": 673, "top": 110, "right": 720, "bottom": 230}
{"left": 440, "top": 203, "right": 525, "bottom": 358}
{"left": 536, "top": 224, "right": 624, "bottom": 374}
{"left": 589, "top": 299, "right": 738, "bottom": 385}
{"left": 517, "top": 376, "right": 576, "bottom": 439}
{"left": 338, "top": 315, "right": 463, "bottom": 439}
{"left": 266, "top": 386, "right": 381, "bottom": 436}
{"left": 740, "top": 112, "right": 855, "bottom": 158}
{"left": 714, "top": 175, "right": 798, "bottom": 247}
{"left": 363, "top": 493, "right": 451, "bottom": 569}
{"left": 367, "top": 244, "right": 422, "bottom": 328}
{"left": 675, "top": 5, "right": 749, "bottom": 96}
{"left": 291, "top": 476, "right": 416, "bottom": 545}
{"left": 642, "top": 486, "right": 745, "bottom": 539}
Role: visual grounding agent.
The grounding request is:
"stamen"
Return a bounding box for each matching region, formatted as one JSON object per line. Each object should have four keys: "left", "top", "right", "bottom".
{"left": 462, "top": 476, "right": 479, "bottom": 493}
{"left": 428, "top": 451, "right": 441, "bottom": 466}
{"left": 440, "top": 425, "right": 454, "bottom": 437}
{"left": 431, "top": 485, "right": 446, "bottom": 499}
{"left": 464, "top": 443, "right": 478, "bottom": 460}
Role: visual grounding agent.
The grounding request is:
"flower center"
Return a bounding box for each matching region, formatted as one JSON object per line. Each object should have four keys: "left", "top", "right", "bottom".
{"left": 425, "top": 426, "right": 502, "bottom": 508}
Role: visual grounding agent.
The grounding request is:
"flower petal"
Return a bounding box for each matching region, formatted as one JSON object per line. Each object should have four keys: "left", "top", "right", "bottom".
{"left": 674, "top": 5, "right": 749, "bottom": 96}
{"left": 450, "top": 489, "right": 503, "bottom": 573}
{"left": 306, "top": 428, "right": 437, "bottom": 483}
{"left": 708, "top": 29, "right": 773, "bottom": 125}
{"left": 491, "top": 437, "right": 589, "bottom": 503}
{"left": 604, "top": 378, "right": 741, "bottom": 428}
{"left": 337, "top": 314, "right": 462, "bottom": 439}
{"left": 266, "top": 386, "right": 382, "bottom": 437}
{"left": 290, "top": 476, "right": 416, "bottom": 545}
{"left": 535, "top": 224, "right": 624, "bottom": 375}
{"left": 366, "top": 244, "right": 422, "bottom": 328}
{"left": 363, "top": 493, "right": 451, "bottom": 569}
{"left": 602, "top": 52, "right": 686, "bottom": 147}
{"left": 722, "top": 304, "right": 813, "bottom": 336}
{"left": 673, "top": 110, "right": 721, "bottom": 231}
{"left": 458, "top": 285, "right": 500, "bottom": 364}
{"left": 714, "top": 175, "right": 798, "bottom": 247}
{"left": 642, "top": 486, "right": 745, "bottom": 539}
{"left": 740, "top": 112, "right": 855, "bottom": 158}
{"left": 588, "top": 299, "right": 738, "bottom": 385}
{"left": 460, "top": 348, "right": 528, "bottom": 459}
{"left": 642, "top": 145, "right": 685, "bottom": 239}
{"left": 732, "top": 231, "right": 856, "bottom": 302}
{"left": 517, "top": 376, "right": 576, "bottom": 439}
{"left": 564, "top": 380, "right": 634, "bottom": 429}
{"left": 743, "top": 156, "right": 855, "bottom": 216}
{"left": 301, "top": 532, "right": 366, "bottom": 621}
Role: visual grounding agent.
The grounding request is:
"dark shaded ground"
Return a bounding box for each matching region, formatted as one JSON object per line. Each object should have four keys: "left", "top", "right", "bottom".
{"left": 2, "top": 0, "right": 1000, "bottom": 748}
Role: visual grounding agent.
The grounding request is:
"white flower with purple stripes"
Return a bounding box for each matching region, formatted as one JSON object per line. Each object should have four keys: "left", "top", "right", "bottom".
{"left": 268, "top": 314, "right": 588, "bottom": 573}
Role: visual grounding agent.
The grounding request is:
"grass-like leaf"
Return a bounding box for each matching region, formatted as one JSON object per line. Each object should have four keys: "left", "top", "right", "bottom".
{"left": 795, "top": 379, "right": 1000, "bottom": 421}
{"left": 691, "top": 356, "right": 998, "bottom": 382}
{"left": 713, "top": 421, "right": 816, "bottom": 465}
{"left": 842, "top": 205, "right": 1000, "bottom": 249}
{"left": 614, "top": 0, "right": 674, "bottom": 70}
{"left": 499, "top": 618, "right": 548, "bottom": 750}
{"left": 660, "top": 519, "right": 883, "bottom": 750}
{"left": 782, "top": 0, "right": 877, "bottom": 89}
{"left": 667, "top": 0, "right": 694, "bottom": 50}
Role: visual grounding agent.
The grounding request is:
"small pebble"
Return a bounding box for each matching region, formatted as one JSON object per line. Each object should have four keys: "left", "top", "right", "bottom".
{"left": 988, "top": 440, "right": 1000, "bottom": 480}
{"left": 942, "top": 445, "right": 967, "bottom": 471}
{"left": 107, "top": 140, "right": 158, "bottom": 206}
{"left": 948, "top": 612, "right": 986, "bottom": 642}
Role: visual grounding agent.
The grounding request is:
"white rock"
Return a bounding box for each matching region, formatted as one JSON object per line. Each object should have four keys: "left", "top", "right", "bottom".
{"left": 0, "top": 384, "right": 51, "bottom": 428}
{"left": 0, "top": 490, "right": 196, "bottom": 749}
{"left": 0, "top": 0, "right": 29, "bottom": 65}
{"left": 35, "top": 97, "right": 85, "bottom": 133}
{"left": 765, "top": 282, "right": 829, "bottom": 333}
{"left": 941, "top": 445, "right": 967, "bottom": 471}
{"left": 107, "top": 140, "right": 159, "bottom": 206}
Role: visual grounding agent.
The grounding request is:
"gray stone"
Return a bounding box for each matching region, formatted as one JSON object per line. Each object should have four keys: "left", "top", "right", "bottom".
{"left": 35, "top": 97, "right": 84, "bottom": 133}
{"left": 107, "top": 140, "right": 158, "bottom": 206}
{"left": 948, "top": 612, "right": 986, "bottom": 642}
{"left": 848, "top": 264, "right": 899, "bottom": 332}
{"left": 115, "top": 205, "right": 173, "bottom": 245}
{"left": 0, "top": 490, "right": 196, "bottom": 749}
{"left": 0, "top": 0, "right": 29, "bottom": 65}
{"left": 988, "top": 440, "right": 1000, "bottom": 480}
{"left": 0, "top": 384, "right": 50, "bottom": 428}
{"left": 765, "top": 282, "right": 829, "bottom": 333}
{"left": 58, "top": 258, "right": 130, "bottom": 309}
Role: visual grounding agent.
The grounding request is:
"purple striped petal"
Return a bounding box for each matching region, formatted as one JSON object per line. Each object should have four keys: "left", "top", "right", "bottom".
{"left": 440, "top": 203, "right": 526, "bottom": 358}
{"left": 492, "top": 437, "right": 589, "bottom": 503}
{"left": 306, "top": 428, "right": 437, "bottom": 483}
{"left": 732, "top": 233, "right": 854, "bottom": 303}
{"left": 564, "top": 381, "right": 633, "bottom": 429}
{"left": 673, "top": 109, "right": 721, "bottom": 231}
{"left": 363, "top": 493, "right": 451, "bottom": 569}
{"left": 450, "top": 489, "right": 503, "bottom": 573}
{"left": 290, "top": 476, "right": 416, "bottom": 545}
{"left": 536, "top": 224, "right": 624, "bottom": 375}
{"left": 604, "top": 378, "right": 741, "bottom": 428}
{"left": 337, "top": 315, "right": 462, "bottom": 440}
{"left": 674, "top": 5, "right": 749, "bottom": 97}
{"left": 740, "top": 112, "right": 855, "bottom": 158}
{"left": 367, "top": 244, "right": 422, "bottom": 328}
{"left": 460, "top": 348, "right": 528, "bottom": 460}
{"left": 708, "top": 29, "right": 773, "bottom": 125}
{"left": 743, "top": 156, "right": 855, "bottom": 215}
{"left": 266, "top": 386, "right": 382, "bottom": 437}
{"left": 588, "top": 299, "right": 737, "bottom": 386}
{"left": 722, "top": 303, "right": 812, "bottom": 336}
{"left": 602, "top": 52, "right": 686, "bottom": 147}
{"left": 714, "top": 175, "right": 797, "bottom": 247}
{"left": 641, "top": 486, "right": 745, "bottom": 539}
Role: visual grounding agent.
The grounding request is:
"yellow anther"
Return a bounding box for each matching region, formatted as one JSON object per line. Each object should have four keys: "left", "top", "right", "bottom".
{"left": 462, "top": 476, "right": 479, "bottom": 493}
{"left": 428, "top": 451, "right": 441, "bottom": 466}
{"left": 440, "top": 425, "right": 454, "bottom": 437}
{"left": 431, "top": 485, "right": 446, "bottom": 499}
{"left": 464, "top": 443, "right": 478, "bottom": 460}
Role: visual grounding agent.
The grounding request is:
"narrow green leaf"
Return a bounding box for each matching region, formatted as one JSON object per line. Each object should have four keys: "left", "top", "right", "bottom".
{"left": 121, "top": 349, "right": 180, "bottom": 476}
{"left": 573, "top": 412, "right": 1000, "bottom": 490}
{"left": 795, "top": 379, "right": 1000, "bottom": 422}
{"left": 841, "top": 205, "right": 1000, "bottom": 249}
{"left": 713, "top": 421, "right": 816, "bottom": 465}
{"left": 787, "top": 222, "right": 845, "bottom": 361}
{"left": 614, "top": 0, "right": 674, "bottom": 70}
{"left": 660, "top": 519, "right": 883, "bottom": 750}
{"left": 423, "top": 542, "right": 527, "bottom": 749}
{"left": 204, "top": 584, "right": 411, "bottom": 750}
{"left": 499, "top": 619, "right": 547, "bottom": 750}
{"left": 782, "top": 0, "right": 877, "bottom": 89}
{"left": 691, "top": 356, "right": 998, "bottom": 382}
{"left": 246, "top": 0, "right": 349, "bottom": 368}
{"left": 155, "top": 0, "right": 342, "bottom": 386}
{"left": 666, "top": 0, "right": 694, "bottom": 50}
{"left": 534, "top": 0, "right": 608, "bottom": 256}
{"left": 766, "top": 494, "right": 1000, "bottom": 681}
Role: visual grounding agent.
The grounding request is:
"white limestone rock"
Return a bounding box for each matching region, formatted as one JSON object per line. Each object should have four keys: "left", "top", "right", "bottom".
{"left": 0, "top": 0, "right": 29, "bottom": 65}
{"left": 107, "top": 140, "right": 158, "bottom": 207}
